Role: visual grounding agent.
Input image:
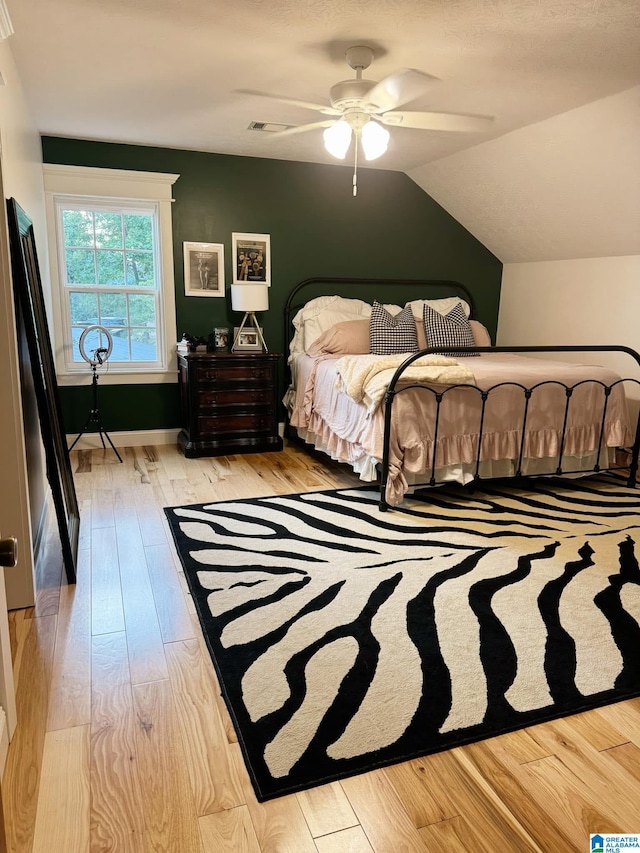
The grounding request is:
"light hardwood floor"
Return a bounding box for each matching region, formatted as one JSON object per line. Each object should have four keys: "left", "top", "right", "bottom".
{"left": 3, "top": 441, "right": 640, "bottom": 852}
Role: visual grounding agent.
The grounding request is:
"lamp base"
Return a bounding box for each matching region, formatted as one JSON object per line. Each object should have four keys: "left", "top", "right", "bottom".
{"left": 232, "top": 312, "right": 268, "bottom": 352}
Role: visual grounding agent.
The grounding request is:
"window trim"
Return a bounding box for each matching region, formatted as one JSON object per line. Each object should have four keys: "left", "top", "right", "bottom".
{"left": 43, "top": 164, "right": 180, "bottom": 386}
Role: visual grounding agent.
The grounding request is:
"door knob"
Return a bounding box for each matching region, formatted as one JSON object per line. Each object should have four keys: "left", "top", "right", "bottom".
{"left": 0, "top": 536, "right": 18, "bottom": 568}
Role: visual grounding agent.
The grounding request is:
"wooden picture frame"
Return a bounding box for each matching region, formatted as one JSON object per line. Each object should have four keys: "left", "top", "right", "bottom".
{"left": 232, "top": 232, "right": 270, "bottom": 285}
{"left": 7, "top": 198, "right": 79, "bottom": 584}
{"left": 233, "top": 326, "right": 264, "bottom": 351}
{"left": 183, "top": 241, "right": 225, "bottom": 297}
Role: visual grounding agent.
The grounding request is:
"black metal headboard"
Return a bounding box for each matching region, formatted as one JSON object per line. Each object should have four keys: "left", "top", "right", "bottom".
{"left": 283, "top": 276, "right": 477, "bottom": 357}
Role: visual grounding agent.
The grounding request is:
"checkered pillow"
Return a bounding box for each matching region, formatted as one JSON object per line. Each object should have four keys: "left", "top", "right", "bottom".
{"left": 422, "top": 302, "right": 478, "bottom": 357}
{"left": 370, "top": 302, "right": 418, "bottom": 355}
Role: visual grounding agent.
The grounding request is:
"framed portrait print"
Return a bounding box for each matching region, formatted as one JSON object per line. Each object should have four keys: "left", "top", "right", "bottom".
{"left": 232, "top": 232, "right": 270, "bottom": 286}
{"left": 183, "top": 242, "right": 225, "bottom": 297}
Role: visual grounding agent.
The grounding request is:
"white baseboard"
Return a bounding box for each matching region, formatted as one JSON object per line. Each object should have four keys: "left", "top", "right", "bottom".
{"left": 66, "top": 428, "right": 181, "bottom": 450}
{"left": 67, "top": 424, "right": 286, "bottom": 451}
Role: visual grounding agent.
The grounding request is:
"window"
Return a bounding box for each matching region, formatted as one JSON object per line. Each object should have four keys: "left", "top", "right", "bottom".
{"left": 60, "top": 200, "right": 161, "bottom": 366}
{"left": 43, "top": 165, "right": 179, "bottom": 384}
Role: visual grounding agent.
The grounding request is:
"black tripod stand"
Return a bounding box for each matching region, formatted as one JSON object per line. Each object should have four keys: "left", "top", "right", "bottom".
{"left": 69, "top": 354, "right": 123, "bottom": 462}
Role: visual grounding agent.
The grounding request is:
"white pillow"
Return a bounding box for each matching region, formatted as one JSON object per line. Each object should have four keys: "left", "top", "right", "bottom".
{"left": 405, "top": 297, "right": 471, "bottom": 321}
{"left": 289, "top": 295, "right": 403, "bottom": 359}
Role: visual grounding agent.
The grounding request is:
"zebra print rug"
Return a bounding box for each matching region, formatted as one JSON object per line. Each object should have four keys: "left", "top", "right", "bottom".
{"left": 164, "top": 475, "right": 640, "bottom": 801}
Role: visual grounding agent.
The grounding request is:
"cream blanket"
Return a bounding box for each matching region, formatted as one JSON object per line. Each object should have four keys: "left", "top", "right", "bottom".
{"left": 334, "top": 353, "right": 476, "bottom": 413}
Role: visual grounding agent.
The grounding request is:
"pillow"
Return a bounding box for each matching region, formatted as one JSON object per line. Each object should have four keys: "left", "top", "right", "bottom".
{"left": 306, "top": 313, "right": 437, "bottom": 356}
{"left": 422, "top": 302, "right": 478, "bottom": 357}
{"left": 415, "top": 319, "right": 490, "bottom": 350}
{"left": 306, "top": 319, "right": 370, "bottom": 356}
{"left": 290, "top": 295, "right": 372, "bottom": 359}
{"left": 406, "top": 297, "right": 471, "bottom": 321}
{"left": 370, "top": 302, "right": 419, "bottom": 355}
{"left": 416, "top": 320, "right": 427, "bottom": 350}
{"left": 469, "top": 320, "right": 491, "bottom": 348}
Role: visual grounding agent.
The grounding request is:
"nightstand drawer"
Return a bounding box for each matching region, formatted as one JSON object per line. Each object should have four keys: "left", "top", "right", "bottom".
{"left": 198, "top": 388, "right": 273, "bottom": 408}
{"left": 198, "top": 412, "right": 275, "bottom": 435}
{"left": 194, "top": 362, "right": 274, "bottom": 385}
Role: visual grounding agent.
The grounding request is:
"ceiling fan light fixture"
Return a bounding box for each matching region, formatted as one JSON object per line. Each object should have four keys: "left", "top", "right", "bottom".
{"left": 323, "top": 119, "right": 352, "bottom": 159}
{"left": 360, "top": 119, "right": 390, "bottom": 161}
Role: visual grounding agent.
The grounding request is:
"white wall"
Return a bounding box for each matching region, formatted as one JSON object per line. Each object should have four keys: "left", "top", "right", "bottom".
{"left": 409, "top": 86, "right": 640, "bottom": 264}
{"left": 0, "top": 41, "right": 49, "bottom": 273}
{"left": 498, "top": 255, "right": 640, "bottom": 401}
{"left": 0, "top": 36, "right": 48, "bottom": 608}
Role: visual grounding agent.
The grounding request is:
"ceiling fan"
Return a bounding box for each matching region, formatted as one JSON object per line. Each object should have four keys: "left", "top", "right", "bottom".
{"left": 241, "top": 46, "right": 494, "bottom": 195}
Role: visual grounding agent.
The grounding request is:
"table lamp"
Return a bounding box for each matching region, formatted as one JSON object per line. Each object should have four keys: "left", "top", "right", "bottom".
{"left": 231, "top": 283, "right": 269, "bottom": 352}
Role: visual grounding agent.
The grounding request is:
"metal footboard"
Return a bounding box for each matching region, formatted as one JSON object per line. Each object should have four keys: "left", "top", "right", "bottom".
{"left": 379, "top": 345, "right": 640, "bottom": 512}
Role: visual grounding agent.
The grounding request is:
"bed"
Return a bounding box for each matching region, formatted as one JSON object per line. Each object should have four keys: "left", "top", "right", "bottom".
{"left": 283, "top": 278, "right": 640, "bottom": 510}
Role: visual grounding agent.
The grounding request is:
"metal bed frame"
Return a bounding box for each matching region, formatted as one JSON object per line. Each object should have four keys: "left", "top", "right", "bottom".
{"left": 283, "top": 277, "right": 640, "bottom": 512}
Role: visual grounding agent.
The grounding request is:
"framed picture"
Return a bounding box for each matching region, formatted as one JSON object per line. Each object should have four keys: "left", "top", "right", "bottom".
{"left": 233, "top": 326, "right": 263, "bottom": 351}
{"left": 183, "top": 242, "right": 225, "bottom": 297}
{"left": 232, "top": 232, "right": 270, "bottom": 285}
{"left": 214, "top": 327, "right": 230, "bottom": 351}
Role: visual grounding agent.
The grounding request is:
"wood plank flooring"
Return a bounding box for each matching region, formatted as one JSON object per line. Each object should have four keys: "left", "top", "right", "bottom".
{"left": 3, "top": 441, "right": 640, "bottom": 852}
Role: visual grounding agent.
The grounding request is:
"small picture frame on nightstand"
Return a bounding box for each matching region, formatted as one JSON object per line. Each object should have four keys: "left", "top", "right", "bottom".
{"left": 214, "top": 327, "right": 230, "bottom": 351}
{"left": 233, "top": 326, "right": 263, "bottom": 351}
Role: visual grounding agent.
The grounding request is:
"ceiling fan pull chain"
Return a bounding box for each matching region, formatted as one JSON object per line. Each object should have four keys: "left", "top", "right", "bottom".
{"left": 353, "top": 134, "right": 359, "bottom": 197}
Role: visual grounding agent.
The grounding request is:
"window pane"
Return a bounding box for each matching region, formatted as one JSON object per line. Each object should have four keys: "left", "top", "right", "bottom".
{"left": 63, "top": 210, "right": 94, "bottom": 248}
{"left": 126, "top": 252, "right": 155, "bottom": 287}
{"left": 73, "top": 325, "right": 111, "bottom": 363}
{"left": 128, "top": 293, "right": 156, "bottom": 328}
{"left": 69, "top": 291, "right": 98, "bottom": 325}
{"left": 124, "top": 214, "right": 153, "bottom": 250}
{"left": 131, "top": 328, "right": 157, "bottom": 361}
{"left": 97, "top": 250, "right": 126, "bottom": 285}
{"left": 71, "top": 327, "right": 86, "bottom": 362}
{"left": 98, "top": 292, "right": 127, "bottom": 327}
{"left": 108, "top": 332, "right": 131, "bottom": 361}
{"left": 94, "top": 212, "right": 123, "bottom": 249}
{"left": 66, "top": 249, "right": 96, "bottom": 285}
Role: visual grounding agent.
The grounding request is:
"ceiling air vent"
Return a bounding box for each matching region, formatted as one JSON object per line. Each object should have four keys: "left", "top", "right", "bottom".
{"left": 248, "top": 121, "right": 292, "bottom": 133}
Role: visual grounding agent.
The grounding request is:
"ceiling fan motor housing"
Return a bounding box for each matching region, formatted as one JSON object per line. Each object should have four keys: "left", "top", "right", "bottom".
{"left": 329, "top": 79, "right": 376, "bottom": 111}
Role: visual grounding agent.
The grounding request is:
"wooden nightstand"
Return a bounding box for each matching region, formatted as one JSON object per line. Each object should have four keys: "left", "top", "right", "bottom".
{"left": 177, "top": 351, "right": 283, "bottom": 458}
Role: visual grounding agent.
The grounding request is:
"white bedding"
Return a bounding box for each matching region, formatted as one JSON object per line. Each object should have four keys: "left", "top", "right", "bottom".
{"left": 334, "top": 352, "right": 475, "bottom": 412}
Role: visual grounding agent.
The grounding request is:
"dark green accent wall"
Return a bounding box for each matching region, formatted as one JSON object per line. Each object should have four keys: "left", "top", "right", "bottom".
{"left": 43, "top": 137, "right": 502, "bottom": 434}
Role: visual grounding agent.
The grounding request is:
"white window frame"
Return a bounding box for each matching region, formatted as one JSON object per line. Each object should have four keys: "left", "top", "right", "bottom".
{"left": 43, "top": 164, "right": 179, "bottom": 385}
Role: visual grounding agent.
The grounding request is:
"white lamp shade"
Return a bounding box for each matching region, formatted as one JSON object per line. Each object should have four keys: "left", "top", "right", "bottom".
{"left": 231, "top": 283, "right": 269, "bottom": 312}
{"left": 323, "top": 119, "right": 353, "bottom": 159}
{"left": 361, "top": 119, "right": 390, "bottom": 161}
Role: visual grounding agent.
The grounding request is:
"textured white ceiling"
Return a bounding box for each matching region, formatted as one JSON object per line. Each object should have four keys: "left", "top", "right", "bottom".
{"left": 5, "top": 0, "right": 640, "bottom": 174}
{"left": 4, "top": 0, "right": 640, "bottom": 262}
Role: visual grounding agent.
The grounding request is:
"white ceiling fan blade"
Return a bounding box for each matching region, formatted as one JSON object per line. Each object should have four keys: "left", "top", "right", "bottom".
{"left": 237, "top": 89, "right": 341, "bottom": 116}
{"left": 268, "top": 119, "right": 336, "bottom": 138}
{"left": 380, "top": 110, "right": 495, "bottom": 132}
{"left": 362, "top": 69, "right": 438, "bottom": 112}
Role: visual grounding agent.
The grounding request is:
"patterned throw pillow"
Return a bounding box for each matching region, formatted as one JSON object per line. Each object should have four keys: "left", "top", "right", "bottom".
{"left": 422, "top": 302, "right": 478, "bottom": 357}
{"left": 370, "top": 302, "right": 419, "bottom": 355}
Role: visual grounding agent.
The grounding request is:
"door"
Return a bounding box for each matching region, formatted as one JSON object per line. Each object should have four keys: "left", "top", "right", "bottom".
{"left": 0, "top": 135, "right": 27, "bottom": 743}
{"left": 0, "top": 533, "right": 17, "bottom": 745}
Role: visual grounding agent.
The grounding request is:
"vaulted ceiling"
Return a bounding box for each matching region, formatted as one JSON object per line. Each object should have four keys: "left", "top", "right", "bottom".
{"left": 6, "top": 0, "right": 640, "bottom": 261}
